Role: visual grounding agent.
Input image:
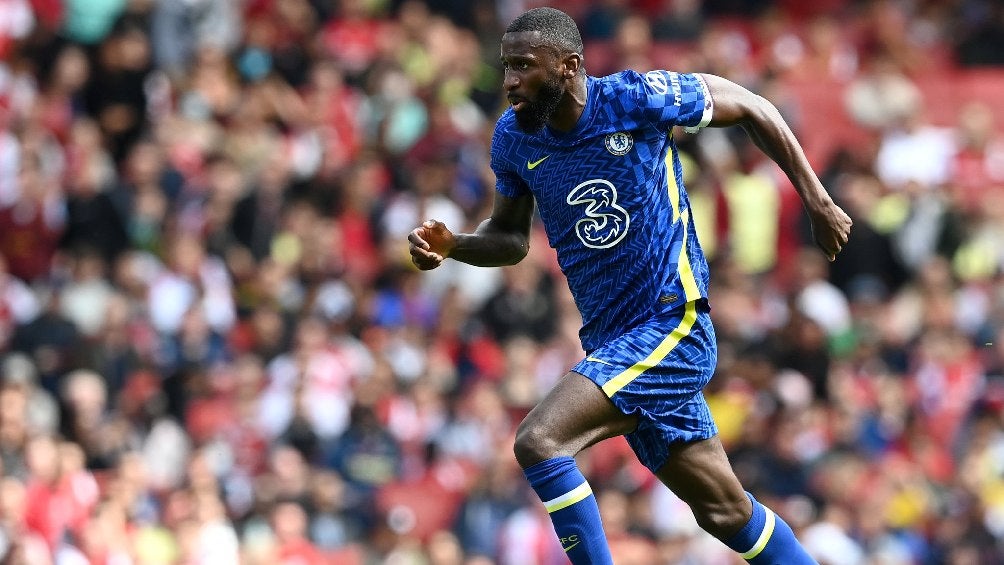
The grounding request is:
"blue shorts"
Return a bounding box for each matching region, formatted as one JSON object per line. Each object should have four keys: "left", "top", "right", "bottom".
{"left": 571, "top": 300, "right": 718, "bottom": 473}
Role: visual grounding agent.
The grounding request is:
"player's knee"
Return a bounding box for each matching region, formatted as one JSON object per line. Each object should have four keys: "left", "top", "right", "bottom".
{"left": 513, "top": 420, "right": 561, "bottom": 468}
{"left": 692, "top": 499, "right": 750, "bottom": 540}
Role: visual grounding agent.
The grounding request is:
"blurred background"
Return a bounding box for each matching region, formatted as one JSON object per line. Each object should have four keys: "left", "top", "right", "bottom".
{"left": 1, "top": 0, "right": 1004, "bottom": 563}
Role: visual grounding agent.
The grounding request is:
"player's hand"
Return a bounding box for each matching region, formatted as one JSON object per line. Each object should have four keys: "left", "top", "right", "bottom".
{"left": 808, "top": 200, "right": 852, "bottom": 262}
{"left": 408, "top": 220, "right": 456, "bottom": 270}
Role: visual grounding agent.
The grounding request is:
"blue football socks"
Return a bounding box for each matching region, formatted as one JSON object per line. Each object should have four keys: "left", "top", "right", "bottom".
{"left": 724, "top": 492, "right": 817, "bottom": 564}
{"left": 523, "top": 456, "right": 613, "bottom": 565}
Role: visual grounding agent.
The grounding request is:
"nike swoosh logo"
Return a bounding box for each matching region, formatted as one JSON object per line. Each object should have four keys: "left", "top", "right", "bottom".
{"left": 563, "top": 541, "right": 580, "bottom": 553}
{"left": 527, "top": 156, "right": 549, "bottom": 169}
{"left": 586, "top": 357, "right": 613, "bottom": 366}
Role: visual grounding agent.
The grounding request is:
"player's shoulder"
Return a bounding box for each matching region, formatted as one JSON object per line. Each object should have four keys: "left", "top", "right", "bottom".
{"left": 495, "top": 106, "right": 516, "bottom": 129}
{"left": 594, "top": 69, "right": 690, "bottom": 106}
{"left": 594, "top": 70, "right": 644, "bottom": 95}
{"left": 490, "top": 109, "right": 523, "bottom": 160}
{"left": 607, "top": 69, "right": 699, "bottom": 94}
{"left": 491, "top": 109, "right": 519, "bottom": 141}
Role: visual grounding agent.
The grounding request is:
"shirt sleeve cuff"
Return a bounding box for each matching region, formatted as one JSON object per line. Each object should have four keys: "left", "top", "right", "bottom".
{"left": 683, "top": 74, "right": 714, "bottom": 134}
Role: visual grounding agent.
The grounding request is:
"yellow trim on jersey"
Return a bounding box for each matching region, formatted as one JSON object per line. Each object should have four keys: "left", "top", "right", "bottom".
{"left": 543, "top": 482, "right": 593, "bottom": 513}
{"left": 666, "top": 141, "right": 700, "bottom": 300}
{"left": 665, "top": 144, "right": 681, "bottom": 223}
{"left": 679, "top": 208, "right": 701, "bottom": 302}
{"left": 601, "top": 301, "right": 698, "bottom": 396}
{"left": 740, "top": 507, "right": 776, "bottom": 560}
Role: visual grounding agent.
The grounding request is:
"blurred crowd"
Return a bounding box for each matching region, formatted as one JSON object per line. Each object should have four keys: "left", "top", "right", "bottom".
{"left": 2, "top": 0, "right": 1004, "bottom": 564}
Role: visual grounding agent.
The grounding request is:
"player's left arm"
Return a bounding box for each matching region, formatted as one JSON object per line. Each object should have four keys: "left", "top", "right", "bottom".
{"left": 698, "top": 73, "right": 852, "bottom": 261}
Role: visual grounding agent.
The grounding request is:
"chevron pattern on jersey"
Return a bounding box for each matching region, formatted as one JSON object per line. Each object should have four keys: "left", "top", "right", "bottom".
{"left": 491, "top": 71, "right": 713, "bottom": 351}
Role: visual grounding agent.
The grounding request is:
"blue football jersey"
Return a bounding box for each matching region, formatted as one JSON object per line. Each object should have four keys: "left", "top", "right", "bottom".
{"left": 490, "top": 70, "right": 714, "bottom": 352}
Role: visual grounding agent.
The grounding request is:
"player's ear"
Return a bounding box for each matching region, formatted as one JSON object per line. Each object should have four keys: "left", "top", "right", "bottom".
{"left": 562, "top": 52, "right": 582, "bottom": 79}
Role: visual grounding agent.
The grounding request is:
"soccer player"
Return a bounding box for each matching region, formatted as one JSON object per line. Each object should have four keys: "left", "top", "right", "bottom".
{"left": 408, "top": 7, "right": 851, "bottom": 564}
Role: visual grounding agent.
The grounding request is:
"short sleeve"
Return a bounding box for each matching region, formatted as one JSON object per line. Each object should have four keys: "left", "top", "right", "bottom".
{"left": 493, "top": 167, "right": 530, "bottom": 198}
{"left": 490, "top": 122, "right": 531, "bottom": 198}
{"left": 632, "top": 70, "right": 713, "bottom": 133}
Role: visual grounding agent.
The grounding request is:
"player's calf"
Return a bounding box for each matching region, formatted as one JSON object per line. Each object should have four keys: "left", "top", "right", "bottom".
{"left": 722, "top": 493, "right": 818, "bottom": 565}
{"left": 522, "top": 456, "right": 613, "bottom": 565}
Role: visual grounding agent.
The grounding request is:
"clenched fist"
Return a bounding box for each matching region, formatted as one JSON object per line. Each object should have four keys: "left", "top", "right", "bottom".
{"left": 408, "top": 220, "right": 456, "bottom": 270}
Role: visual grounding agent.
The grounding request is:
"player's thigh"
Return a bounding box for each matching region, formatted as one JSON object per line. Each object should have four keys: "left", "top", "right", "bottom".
{"left": 654, "top": 436, "right": 751, "bottom": 537}
{"left": 514, "top": 371, "right": 638, "bottom": 466}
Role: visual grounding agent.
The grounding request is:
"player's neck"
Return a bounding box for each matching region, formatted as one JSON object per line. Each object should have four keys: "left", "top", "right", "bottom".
{"left": 548, "top": 78, "right": 588, "bottom": 132}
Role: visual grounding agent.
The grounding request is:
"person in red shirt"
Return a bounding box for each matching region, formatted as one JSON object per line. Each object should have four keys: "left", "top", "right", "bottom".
{"left": 271, "top": 500, "right": 326, "bottom": 565}
{"left": 22, "top": 435, "right": 72, "bottom": 549}
{"left": 0, "top": 151, "right": 65, "bottom": 283}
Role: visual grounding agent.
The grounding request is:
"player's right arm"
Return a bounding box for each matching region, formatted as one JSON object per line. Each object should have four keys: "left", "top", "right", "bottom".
{"left": 408, "top": 190, "right": 535, "bottom": 270}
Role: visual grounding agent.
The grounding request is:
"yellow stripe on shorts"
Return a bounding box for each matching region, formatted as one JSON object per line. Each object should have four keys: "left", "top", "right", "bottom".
{"left": 601, "top": 301, "right": 698, "bottom": 397}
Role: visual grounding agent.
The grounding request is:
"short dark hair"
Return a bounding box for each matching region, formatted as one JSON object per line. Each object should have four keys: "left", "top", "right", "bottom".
{"left": 506, "top": 7, "right": 583, "bottom": 55}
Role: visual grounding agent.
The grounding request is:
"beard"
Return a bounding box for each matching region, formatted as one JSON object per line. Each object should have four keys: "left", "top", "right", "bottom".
{"left": 514, "top": 75, "right": 564, "bottom": 133}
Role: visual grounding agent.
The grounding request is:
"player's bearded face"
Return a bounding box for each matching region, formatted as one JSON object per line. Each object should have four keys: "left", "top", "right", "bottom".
{"left": 514, "top": 72, "right": 564, "bottom": 133}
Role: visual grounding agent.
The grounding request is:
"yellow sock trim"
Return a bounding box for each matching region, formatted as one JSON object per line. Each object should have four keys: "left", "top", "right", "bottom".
{"left": 543, "top": 482, "right": 592, "bottom": 514}
{"left": 740, "top": 507, "right": 776, "bottom": 560}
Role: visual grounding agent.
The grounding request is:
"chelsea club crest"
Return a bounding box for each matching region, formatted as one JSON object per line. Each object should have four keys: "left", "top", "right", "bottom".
{"left": 604, "top": 132, "right": 633, "bottom": 156}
